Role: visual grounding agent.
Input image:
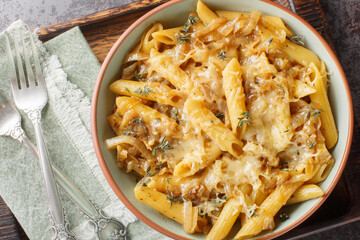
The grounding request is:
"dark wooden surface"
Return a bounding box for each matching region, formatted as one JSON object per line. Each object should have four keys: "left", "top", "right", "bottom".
{"left": 1, "top": 0, "right": 359, "bottom": 239}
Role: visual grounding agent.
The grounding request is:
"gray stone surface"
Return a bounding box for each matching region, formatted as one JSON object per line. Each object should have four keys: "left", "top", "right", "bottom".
{"left": 0, "top": 0, "right": 359, "bottom": 239}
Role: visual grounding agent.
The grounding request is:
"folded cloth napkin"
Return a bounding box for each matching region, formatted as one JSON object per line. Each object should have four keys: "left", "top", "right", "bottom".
{"left": 0, "top": 20, "right": 169, "bottom": 240}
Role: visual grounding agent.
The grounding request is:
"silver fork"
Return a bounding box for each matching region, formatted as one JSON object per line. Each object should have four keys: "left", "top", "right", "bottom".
{"left": 0, "top": 93, "right": 130, "bottom": 240}
{"left": 5, "top": 29, "right": 74, "bottom": 239}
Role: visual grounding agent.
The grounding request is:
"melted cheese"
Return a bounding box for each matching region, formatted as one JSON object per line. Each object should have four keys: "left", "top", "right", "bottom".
{"left": 107, "top": 6, "right": 335, "bottom": 235}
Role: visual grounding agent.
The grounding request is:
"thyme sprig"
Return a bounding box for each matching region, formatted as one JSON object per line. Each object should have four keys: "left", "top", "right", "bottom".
{"left": 238, "top": 111, "right": 252, "bottom": 128}
{"left": 152, "top": 137, "right": 173, "bottom": 156}
{"left": 218, "top": 50, "right": 227, "bottom": 60}
{"left": 309, "top": 141, "right": 317, "bottom": 149}
{"left": 130, "top": 117, "right": 147, "bottom": 134}
{"left": 176, "top": 32, "right": 191, "bottom": 43}
{"left": 266, "top": 36, "right": 273, "bottom": 53}
{"left": 287, "top": 34, "right": 305, "bottom": 45}
{"left": 183, "top": 16, "right": 200, "bottom": 32}
{"left": 133, "top": 71, "right": 145, "bottom": 81}
{"left": 122, "top": 127, "right": 136, "bottom": 136}
{"left": 140, "top": 164, "right": 162, "bottom": 188}
{"left": 215, "top": 112, "right": 224, "bottom": 120}
{"left": 310, "top": 107, "right": 325, "bottom": 119}
{"left": 166, "top": 191, "right": 185, "bottom": 208}
{"left": 176, "top": 16, "right": 199, "bottom": 43}
{"left": 134, "top": 84, "right": 154, "bottom": 97}
{"left": 130, "top": 117, "right": 144, "bottom": 125}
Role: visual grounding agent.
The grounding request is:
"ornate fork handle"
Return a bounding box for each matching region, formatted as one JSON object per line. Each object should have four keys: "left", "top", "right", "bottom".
{"left": 6, "top": 120, "right": 129, "bottom": 240}
{"left": 25, "top": 108, "right": 75, "bottom": 240}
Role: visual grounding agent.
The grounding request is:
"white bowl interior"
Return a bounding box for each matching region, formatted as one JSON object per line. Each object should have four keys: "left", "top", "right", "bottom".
{"left": 94, "top": 0, "right": 352, "bottom": 239}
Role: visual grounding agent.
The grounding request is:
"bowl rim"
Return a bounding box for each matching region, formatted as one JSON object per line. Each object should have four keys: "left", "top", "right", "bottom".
{"left": 90, "top": 0, "right": 354, "bottom": 239}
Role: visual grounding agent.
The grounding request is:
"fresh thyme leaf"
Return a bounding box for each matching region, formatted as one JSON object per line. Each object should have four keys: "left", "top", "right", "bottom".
{"left": 266, "top": 36, "right": 273, "bottom": 53}
{"left": 183, "top": 16, "right": 200, "bottom": 32}
{"left": 141, "top": 178, "right": 150, "bottom": 187}
{"left": 140, "top": 164, "right": 162, "bottom": 187}
{"left": 134, "top": 87, "right": 143, "bottom": 95}
{"left": 306, "top": 111, "right": 311, "bottom": 121}
{"left": 166, "top": 192, "right": 185, "bottom": 208}
{"left": 215, "top": 112, "right": 224, "bottom": 120}
{"left": 238, "top": 111, "right": 252, "bottom": 128}
{"left": 178, "top": 119, "right": 187, "bottom": 123}
{"left": 130, "top": 117, "right": 144, "bottom": 125}
{"left": 152, "top": 137, "right": 173, "bottom": 156}
{"left": 218, "top": 50, "right": 227, "bottom": 60}
{"left": 309, "top": 142, "right": 317, "bottom": 149}
{"left": 142, "top": 84, "right": 154, "bottom": 96}
{"left": 122, "top": 127, "right": 136, "bottom": 136}
{"left": 133, "top": 71, "right": 145, "bottom": 81}
{"left": 146, "top": 166, "right": 151, "bottom": 174}
{"left": 134, "top": 84, "right": 154, "bottom": 97}
{"left": 125, "top": 87, "right": 131, "bottom": 94}
{"left": 176, "top": 32, "right": 191, "bottom": 43}
{"left": 284, "top": 130, "right": 289, "bottom": 133}
{"left": 279, "top": 212, "right": 289, "bottom": 222}
{"left": 297, "top": 149, "right": 300, "bottom": 155}
{"left": 115, "top": 113, "right": 121, "bottom": 118}
{"left": 287, "top": 35, "right": 305, "bottom": 45}
{"left": 310, "top": 107, "right": 325, "bottom": 119}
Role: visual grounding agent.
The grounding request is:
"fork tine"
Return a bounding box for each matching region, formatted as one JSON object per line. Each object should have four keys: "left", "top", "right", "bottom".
{"left": 27, "top": 26, "right": 44, "bottom": 87}
{"left": 4, "top": 34, "right": 19, "bottom": 92}
{"left": 20, "top": 31, "right": 36, "bottom": 88}
{"left": 12, "top": 34, "right": 27, "bottom": 89}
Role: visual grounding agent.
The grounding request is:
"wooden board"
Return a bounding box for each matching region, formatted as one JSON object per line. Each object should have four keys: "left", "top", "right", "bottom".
{"left": 1, "top": 0, "right": 359, "bottom": 239}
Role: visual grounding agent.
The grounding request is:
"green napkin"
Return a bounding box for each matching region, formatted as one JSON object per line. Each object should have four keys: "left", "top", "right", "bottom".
{"left": 0, "top": 20, "right": 169, "bottom": 240}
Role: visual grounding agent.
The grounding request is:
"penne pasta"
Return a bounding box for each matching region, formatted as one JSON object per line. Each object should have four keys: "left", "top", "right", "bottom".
{"left": 184, "top": 98, "right": 243, "bottom": 157}
{"left": 307, "top": 158, "right": 335, "bottom": 184}
{"left": 116, "top": 96, "right": 182, "bottom": 138}
{"left": 286, "top": 184, "right": 323, "bottom": 205}
{"left": 280, "top": 40, "right": 321, "bottom": 68}
{"left": 235, "top": 182, "right": 303, "bottom": 239}
{"left": 140, "top": 22, "right": 163, "bottom": 54}
{"left": 152, "top": 26, "right": 184, "bottom": 45}
{"left": 106, "top": 1, "right": 338, "bottom": 238}
{"left": 206, "top": 198, "right": 242, "bottom": 240}
{"left": 216, "top": 10, "right": 293, "bottom": 36}
{"left": 222, "top": 58, "right": 247, "bottom": 137}
{"left": 309, "top": 62, "right": 338, "bottom": 148}
{"left": 110, "top": 80, "right": 185, "bottom": 106}
{"left": 196, "top": 0, "right": 219, "bottom": 25}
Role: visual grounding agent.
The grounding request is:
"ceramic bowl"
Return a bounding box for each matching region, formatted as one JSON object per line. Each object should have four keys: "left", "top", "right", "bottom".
{"left": 91, "top": 0, "right": 353, "bottom": 239}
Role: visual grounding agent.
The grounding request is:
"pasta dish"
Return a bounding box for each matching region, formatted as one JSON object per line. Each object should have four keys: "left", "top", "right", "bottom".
{"left": 105, "top": 1, "right": 338, "bottom": 239}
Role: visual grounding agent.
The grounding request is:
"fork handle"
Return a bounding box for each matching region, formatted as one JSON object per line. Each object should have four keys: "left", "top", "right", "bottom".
{"left": 33, "top": 120, "right": 64, "bottom": 223}
{"left": 29, "top": 114, "right": 74, "bottom": 239}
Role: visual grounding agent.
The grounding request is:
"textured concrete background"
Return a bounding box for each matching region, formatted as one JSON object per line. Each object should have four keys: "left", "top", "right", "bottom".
{"left": 0, "top": 0, "right": 359, "bottom": 239}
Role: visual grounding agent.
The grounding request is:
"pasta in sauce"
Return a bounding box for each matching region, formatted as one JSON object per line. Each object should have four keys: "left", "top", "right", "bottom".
{"left": 106, "top": 1, "right": 337, "bottom": 239}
